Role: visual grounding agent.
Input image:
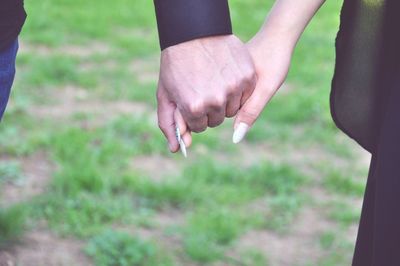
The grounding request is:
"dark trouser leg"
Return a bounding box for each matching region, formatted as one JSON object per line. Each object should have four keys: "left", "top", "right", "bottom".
{"left": 352, "top": 153, "right": 377, "bottom": 266}
{"left": 0, "top": 39, "right": 18, "bottom": 121}
{"left": 353, "top": 74, "right": 400, "bottom": 265}
{"left": 370, "top": 76, "right": 400, "bottom": 265}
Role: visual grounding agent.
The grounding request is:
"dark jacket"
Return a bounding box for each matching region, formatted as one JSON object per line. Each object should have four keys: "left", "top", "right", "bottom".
{"left": 153, "top": 0, "right": 232, "bottom": 50}
{"left": 0, "top": 0, "right": 26, "bottom": 52}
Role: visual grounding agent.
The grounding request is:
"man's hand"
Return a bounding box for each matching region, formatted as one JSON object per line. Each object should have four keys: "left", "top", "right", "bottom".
{"left": 157, "top": 35, "right": 257, "bottom": 152}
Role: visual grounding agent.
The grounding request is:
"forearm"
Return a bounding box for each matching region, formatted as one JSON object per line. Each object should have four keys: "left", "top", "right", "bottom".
{"left": 232, "top": 0, "right": 326, "bottom": 136}
{"left": 252, "top": 0, "right": 326, "bottom": 50}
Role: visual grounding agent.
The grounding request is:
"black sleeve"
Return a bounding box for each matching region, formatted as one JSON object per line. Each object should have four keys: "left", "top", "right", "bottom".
{"left": 0, "top": 0, "right": 26, "bottom": 52}
{"left": 154, "top": 0, "right": 233, "bottom": 50}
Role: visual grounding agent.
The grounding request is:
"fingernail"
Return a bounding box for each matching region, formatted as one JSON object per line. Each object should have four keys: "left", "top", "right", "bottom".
{"left": 168, "top": 142, "right": 174, "bottom": 152}
{"left": 232, "top": 122, "right": 249, "bottom": 144}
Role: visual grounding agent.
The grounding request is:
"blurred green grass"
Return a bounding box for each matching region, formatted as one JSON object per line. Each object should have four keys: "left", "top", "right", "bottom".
{"left": 0, "top": 0, "right": 369, "bottom": 265}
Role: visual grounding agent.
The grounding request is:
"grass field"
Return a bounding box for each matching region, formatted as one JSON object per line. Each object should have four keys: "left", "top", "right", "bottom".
{"left": 0, "top": 0, "right": 371, "bottom": 265}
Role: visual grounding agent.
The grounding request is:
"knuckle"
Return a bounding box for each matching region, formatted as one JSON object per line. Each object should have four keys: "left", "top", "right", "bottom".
{"left": 191, "top": 125, "right": 207, "bottom": 133}
{"left": 185, "top": 101, "right": 205, "bottom": 117}
{"left": 243, "top": 107, "right": 259, "bottom": 121}
{"left": 244, "top": 67, "right": 256, "bottom": 80}
{"left": 209, "top": 117, "right": 225, "bottom": 128}
{"left": 226, "top": 79, "right": 240, "bottom": 91}
{"left": 156, "top": 89, "right": 162, "bottom": 101}
{"left": 210, "top": 93, "right": 226, "bottom": 107}
{"left": 250, "top": 73, "right": 258, "bottom": 87}
{"left": 246, "top": 76, "right": 256, "bottom": 89}
{"left": 226, "top": 86, "right": 237, "bottom": 97}
{"left": 226, "top": 108, "right": 238, "bottom": 118}
{"left": 158, "top": 121, "right": 167, "bottom": 132}
{"left": 240, "top": 65, "right": 256, "bottom": 80}
{"left": 225, "top": 79, "right": 240, "bottom": 96}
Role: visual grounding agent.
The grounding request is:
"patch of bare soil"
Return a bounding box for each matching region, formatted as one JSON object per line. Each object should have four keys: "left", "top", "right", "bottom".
{"left": 129, "top": 154, "right": 181, "bottom": 183}
{"left": 114, "top": 27, "right": 156, "bottom": 40}
{"left": 28, "top": 86, "right": 151, "bottom": 125}
{"left": 78, "top": 60, "right": 118, "bottom": 72}
{"left": 349, "top": 139, "right": 372, "bottom": 170}
{"left": 6, "top": 229, "right": 92, "bottom": 266}
{"left": 233, "top": 142, "right": 281, "bottom": 168}
{"left": 152, "top": 208, "right": 185, "bottom": 229}
{"left": 0, "top": 152, "right": 90, "bottom": 266}
{"left": 231, "top": 207, "right": 334, "bottom": 266}
{"left": 0, "top": 152, "right": 54, "bottom": 208}
{"left": 0, "top": 252, "right": 14, "bottom": 266}
{"left": 114, "top": 207, "right": 185, "bottom": 262}
{"left": 129, "top": 56, "right": 159, "bottom": 84}
{"left": 116, "top": 208, "right": 184, "bottom": 241}
{"left": 220, "top": 128, "right": 366, "bottom": 266}
{"left": 19, "top": 42, "right": 111, "bottom": 58}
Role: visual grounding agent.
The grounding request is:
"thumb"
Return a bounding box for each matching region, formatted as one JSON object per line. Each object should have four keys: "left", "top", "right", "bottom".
{"left": 174, "top": 109, "right": 192, "bottom": 148}
{"left": 232, "top": 82, "right": 276, "bottom": 144}
{"left": 157, "top": 85, "right": 179, "bottom": 153}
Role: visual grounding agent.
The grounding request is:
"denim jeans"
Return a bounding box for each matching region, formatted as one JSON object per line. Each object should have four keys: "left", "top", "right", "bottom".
{"left": 0, "top": 39, "right": 18, "bottom": 121}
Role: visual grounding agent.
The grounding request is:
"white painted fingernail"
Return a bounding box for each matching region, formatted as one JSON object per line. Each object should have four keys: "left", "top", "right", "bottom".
{"left": 232, "top": 123, "right": 249, "bottom": 144}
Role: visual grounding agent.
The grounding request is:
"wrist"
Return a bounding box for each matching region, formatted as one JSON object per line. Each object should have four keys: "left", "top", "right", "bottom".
{"left": 249, "top": 29, "right": 296, "bottom": 62}
{"left": 257, "top": 22, "right": 300, "bottom": 50}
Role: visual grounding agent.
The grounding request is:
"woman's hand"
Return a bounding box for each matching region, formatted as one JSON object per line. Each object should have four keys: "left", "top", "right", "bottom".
{"left": 232, "top": 0, "right": 325, "bottom": 143}
{"left": 232, "top": 33, "right": 294, "bottom": 143}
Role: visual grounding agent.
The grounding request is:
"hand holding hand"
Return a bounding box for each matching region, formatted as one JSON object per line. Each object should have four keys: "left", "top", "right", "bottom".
{"left": 157, "top": 35, "right": 257, "bottom": 152}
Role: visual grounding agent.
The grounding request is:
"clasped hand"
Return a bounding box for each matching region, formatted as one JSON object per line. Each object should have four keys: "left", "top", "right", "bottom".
{"left": 157, "top": 33, "right": 292, "bottom": 153}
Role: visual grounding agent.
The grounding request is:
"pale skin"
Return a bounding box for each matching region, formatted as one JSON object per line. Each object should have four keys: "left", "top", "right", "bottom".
{"left": 157, "top": 0, "right": 326, "bottom": 152}
{"left": 157, "top": 35, "right": 257, "bottom": 152}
